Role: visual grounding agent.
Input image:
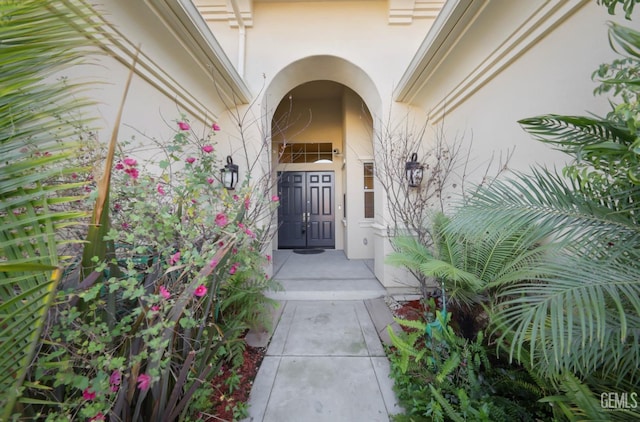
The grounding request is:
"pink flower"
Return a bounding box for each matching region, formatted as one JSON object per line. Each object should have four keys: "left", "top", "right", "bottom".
{"left": 194, "top": 284, "right": 207, "bottom": 297}
{"left": 202, "top": 145, "right": 214, "bottom": 153}
{"left": 137, "top": 373, "right": 151, "bottom": 391}
{"left": 229, "top": 263, "right": 239, "bottom": 275}
{"left": 244, "top": 197, "right": 250, "bottom": 210}
{"left": 71, "top": 172, "right": 78, "bottom": 179}
{"left": 89, "top": 413, "right": 105, "bottom": 422}
{"left": 272, "top": 195, "right": 279, "bottom": 202}
{"left": 218, "top": 241, "right": 224, "bottom": 247}
{"left": 215, "top": 213, "right": 228, "bottom": 227}
{"left": 123, "top": 157, "right": 137, "bottom": 167}
{"left": 115, "top": 162, "right": 124, "bottom": 170}
{"left": 210, "top": 259, "right": 218, "bottom": 268}
{"left": 186, "top": 157, "right": 196, "bottom": 164}
{"left": 83, "top": 388, "right": 96, "bottom": 401}
{"left": 114, "top": 203, "right": 122, "bottom": 211}
{"left": 237, "top": 222, "right": 245, "bottom": 229}
{"left": 245, "top": 228, "right": 255, "bottom": 238}
{"left": 110, "top": 370, "right": 121, "bottom": 392}
{"left": 232, "top": 194, "right": 239, "bottom": 201}
{"left": 122, "top": 222, "right": 130, "bottom": 230}
{"left": 212, "top": 123, "right": 221, "bottom": 131}
{"left": 125, "top": 167, "right": 139, "bottom": 179}
{"left": 207, "top": 177, "right": 214, "bottom": 184}
{"left": 159, "top": 285, "right": 171, "bottom": 299}
{"left": 178, "top": 121, "right": 190, "bottom": 131}
{"left": 151, "top": 305, "right": 160, "bottom": 312}
{"left": 266, "top": 254, "right": 271, "bottom": 263}
{"left": 157, "top": 184, "right": 165, "bottom": 195}
{"left": 169, "top": 251, "right": 181, "bottom": 265}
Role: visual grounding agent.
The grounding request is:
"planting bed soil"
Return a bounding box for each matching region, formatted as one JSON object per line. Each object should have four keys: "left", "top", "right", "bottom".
{"left": 205, "top": 343, "right": 266, "bottom": 421}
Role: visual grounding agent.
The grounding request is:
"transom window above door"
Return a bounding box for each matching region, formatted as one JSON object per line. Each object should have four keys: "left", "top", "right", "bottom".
{"left": 278, "top": 142, "right": 333, "bottom": 163}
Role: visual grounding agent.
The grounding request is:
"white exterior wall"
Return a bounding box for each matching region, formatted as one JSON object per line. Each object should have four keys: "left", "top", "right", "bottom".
{"left": 407, "top": 1, "right": 630, "bottom": 181}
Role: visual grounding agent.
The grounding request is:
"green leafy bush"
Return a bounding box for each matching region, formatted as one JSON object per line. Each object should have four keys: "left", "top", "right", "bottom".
{"left": 387, "top": 299, "right": 551, "bottom": 422}
{"left": 16, "top": 119, "right": 279, "bottom": 421}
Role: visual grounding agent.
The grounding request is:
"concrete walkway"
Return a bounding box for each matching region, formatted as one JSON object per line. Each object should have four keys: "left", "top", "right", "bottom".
{"left": 243, "top": 250, "right": 402, "bottom": 422}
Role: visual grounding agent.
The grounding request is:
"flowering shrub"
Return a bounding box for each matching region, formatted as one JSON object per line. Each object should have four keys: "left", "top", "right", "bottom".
{"left": 20, "top": 116, "right": 280, "bottom": 420}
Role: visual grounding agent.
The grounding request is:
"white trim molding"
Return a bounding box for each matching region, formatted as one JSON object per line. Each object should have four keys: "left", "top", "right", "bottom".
{"left": 194, "top": 0, "right": 253, "bottom": 27}
{"left": 389, "top": 0, "right": 446, "bottom": 24}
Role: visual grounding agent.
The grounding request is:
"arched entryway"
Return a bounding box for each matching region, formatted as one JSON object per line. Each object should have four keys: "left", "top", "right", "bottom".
{"left": 263, "top": 55, "right": 381, "bottom": 261}
{"left": 269, "top": 79, "right": 375, "bottom": 259}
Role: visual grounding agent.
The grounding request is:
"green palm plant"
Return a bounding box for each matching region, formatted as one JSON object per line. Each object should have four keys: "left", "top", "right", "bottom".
{"left": 0, "top": 1, "right": 102, "bottom": 417}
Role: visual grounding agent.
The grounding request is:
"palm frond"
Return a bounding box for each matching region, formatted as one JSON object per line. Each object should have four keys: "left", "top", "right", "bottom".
{"left": 518, "top": 114, "right": 634, "bottom": 153}
{"left": 450, "top": 168, "right": 640, "bottom": 255}
{"left": 0, "top": 0, "right": 103, "bottom": 417}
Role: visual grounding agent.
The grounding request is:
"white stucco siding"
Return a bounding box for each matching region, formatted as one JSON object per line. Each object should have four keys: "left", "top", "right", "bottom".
{"left": 243, "top": 1, "right": 434, "bottom": 104}
{"left": 408, "top": 1, "right": 630, "bottom": 182}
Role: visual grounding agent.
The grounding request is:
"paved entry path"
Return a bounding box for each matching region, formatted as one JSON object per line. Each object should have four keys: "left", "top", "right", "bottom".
{"left": 243, "top": 250, "right": 403, "bottom": 422}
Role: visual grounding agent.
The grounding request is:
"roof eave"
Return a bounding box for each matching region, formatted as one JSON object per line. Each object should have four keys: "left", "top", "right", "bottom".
{"left": 393, "top": 0, "right": 488, "bottom": 104}
{"left": 144, "top": 0, "right": 252, "bottom": 104}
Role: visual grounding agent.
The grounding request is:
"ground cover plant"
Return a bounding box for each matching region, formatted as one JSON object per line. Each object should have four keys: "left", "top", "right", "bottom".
{"left": 385, "top": 6, "right": 640, "bottom": 421}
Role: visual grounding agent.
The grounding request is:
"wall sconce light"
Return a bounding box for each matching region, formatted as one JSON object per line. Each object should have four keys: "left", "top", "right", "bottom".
{"left": 405, "top": 152, "right": 423, "bottom": 188}
{"left": 221, "top": 155, "right": 239, "bottom": 190}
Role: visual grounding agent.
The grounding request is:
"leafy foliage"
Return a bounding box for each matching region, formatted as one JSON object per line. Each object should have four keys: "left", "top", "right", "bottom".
{"left": 14, "top": 119, "right": 280, "bottom": 421}
{"left": 387, "top": 300, "right": 551, "bottom": 422}
{"left": 0, "top": 0, "right": 103, "bottom": 417}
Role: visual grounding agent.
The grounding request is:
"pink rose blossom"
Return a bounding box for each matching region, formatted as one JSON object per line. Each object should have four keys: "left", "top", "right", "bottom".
{"left": 115, "top": 162, "right": 124, "bottom": 170}
{"left": 245, "top": 228, "right": 255, "bottom": 238}
{"left": 207, "top": 177, "right": 214, "bottom": 184}
{"left": 83, "top": 388, "right": 96, "bottom": 401}
{"left": 159, "top": 285, "right": 171, "bottom": 299}
{"left": 157, "top": 184, "right": 165, "bottom": 195}
{"left": 218, "top": 241, "right": 225, "bottom": 247}
{"left": 232, "top": 194, "right": 239, "bottom": 201}
{"left": 71, "top": 172, "right": 78, "bottom": 179}
{"left": 229, "top": 263, "right": 239, "bottom": 275}
{"left": 272, "top": 195, "right": 279, "bottom": 202}
{"left": 202, "top": 145, "right": 214, "bottom": 153}
{"left": 186, "top": 157, "right": 196, "bottom": 164}
{"left": 110, "top": 370, "right": 121, "bottom": 392}
{"left": 232, "top": 248, "right": 238, "bottom": 255}
{"left": 212, "top": 123, "right": 221, "bottom": 131}
{"left": 178, "top": 121, "right": 190, "bottom": 131}
{"left": 215, "top": 213, "right": 228, "bottom": 227}
{"left": 244, "top": 197, "right": 250, "bottom": 210}
{"left": 123, "top": 157, "right": 137, "bottom": 167}
{"left": 237, "top": 222, "right": 245, "bottom": 229}
{"left": 210, "top": 259, "right": 218, "bottom": 268}
{"left": 137, "top": 373, "right": 151, "bottom": 391}
{"left": 122, "top": 222, "right": 130, "bottom": 230}
{"left": 125, "top": 167, "right": 139, "bottom": 179}
{"left": 194, "top": 284, "right": 207, "bottom": 297}
{"left": 169, "top": 251, "right": 181, "bottom": 266}
{"left": 151, "top": 305, "right": 160, "bottom": 312}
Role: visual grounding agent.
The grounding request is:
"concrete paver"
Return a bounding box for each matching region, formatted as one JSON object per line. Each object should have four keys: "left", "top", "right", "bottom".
{"left": 243, "top": 251, "right": 403, "bottom": 422}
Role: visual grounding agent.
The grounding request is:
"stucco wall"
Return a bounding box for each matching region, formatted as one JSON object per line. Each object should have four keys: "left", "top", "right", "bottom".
{"left": 410, "top": 1, "right": 630, "bottom": 182}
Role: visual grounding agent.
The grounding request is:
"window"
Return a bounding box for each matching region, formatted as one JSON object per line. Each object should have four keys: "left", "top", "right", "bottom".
{"left": 364, "top": 162, "right": 374, "bottom": 219}
{"left": 278, "top": 142, "right": 333, "bottom": 163}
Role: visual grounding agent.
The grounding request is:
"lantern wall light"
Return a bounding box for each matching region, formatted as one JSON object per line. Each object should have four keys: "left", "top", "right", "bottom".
{"left": 405, "top": 152, "right": 424, "bottom": 188}
{"left": 221, "top": 155, "right": 239, "bottom": 190}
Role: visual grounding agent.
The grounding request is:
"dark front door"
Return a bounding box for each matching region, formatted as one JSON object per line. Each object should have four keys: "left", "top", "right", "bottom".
{"left": 278, "top": 171, "right": 335, "bottom": 249}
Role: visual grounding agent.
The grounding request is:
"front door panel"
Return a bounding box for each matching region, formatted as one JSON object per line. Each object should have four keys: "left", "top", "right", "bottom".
{"left": 278, "top": 171, "right": 335, "bottom": 249}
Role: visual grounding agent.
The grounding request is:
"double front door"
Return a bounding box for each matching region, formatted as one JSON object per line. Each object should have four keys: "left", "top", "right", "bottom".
{"left": 277, "top": 171, "right": 335, "bottom": 249}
